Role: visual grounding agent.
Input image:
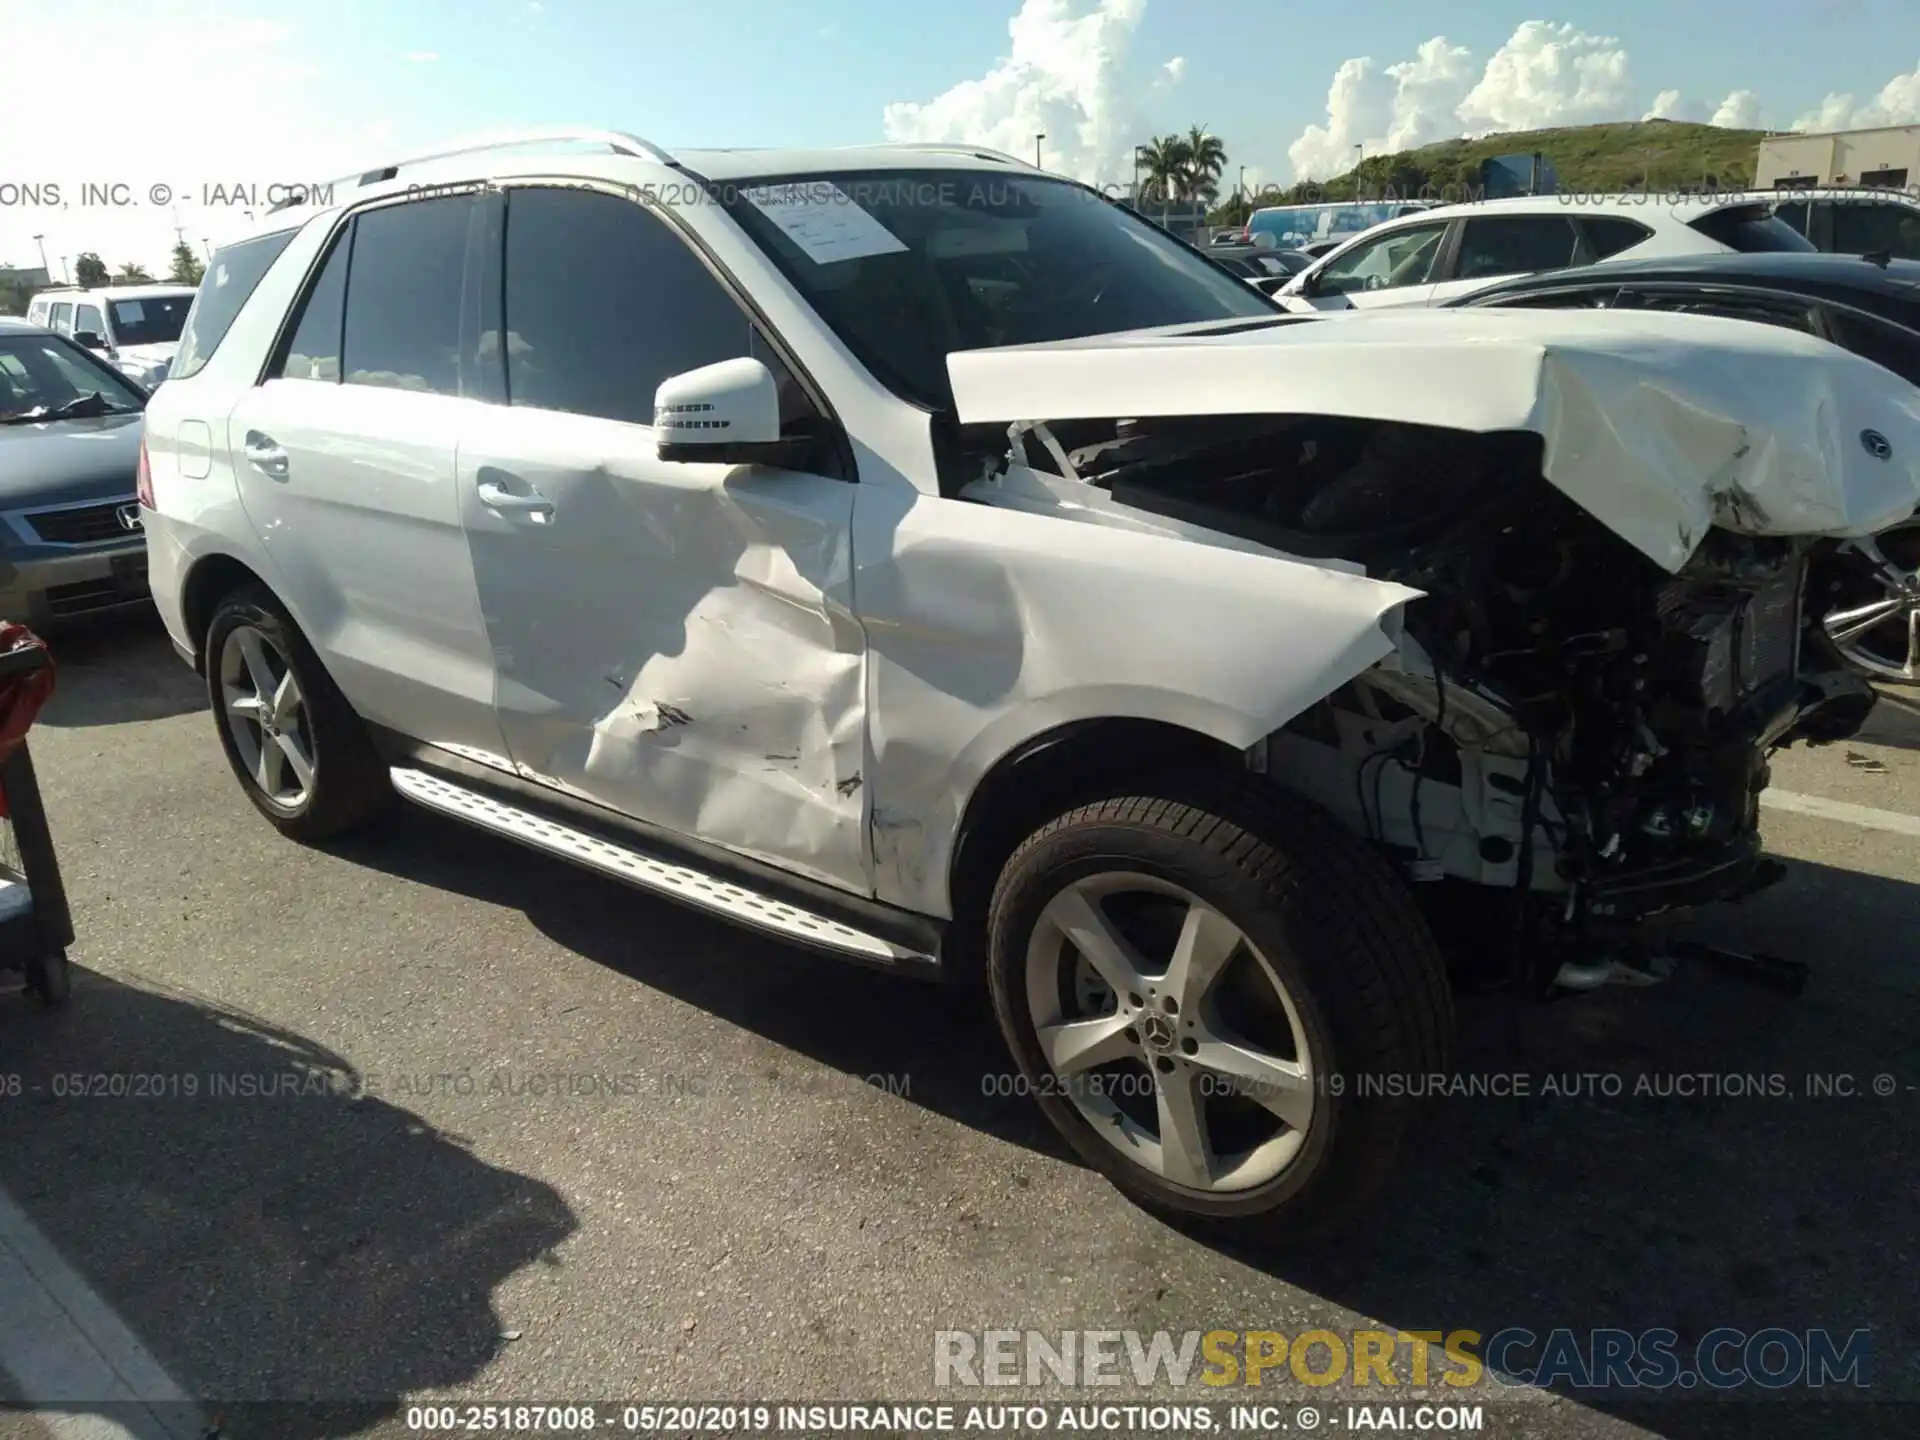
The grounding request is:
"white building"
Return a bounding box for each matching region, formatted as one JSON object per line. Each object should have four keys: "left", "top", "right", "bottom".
{"left": 1755, "top": 124, "right": 1920, "bottom": 189}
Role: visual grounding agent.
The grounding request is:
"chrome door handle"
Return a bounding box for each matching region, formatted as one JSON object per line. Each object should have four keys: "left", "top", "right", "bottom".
{"left": 244, "top": 431, "right": 288, "bottom": 479}
{"left": 477, "top": 480, "right": 554, "bottom": 517}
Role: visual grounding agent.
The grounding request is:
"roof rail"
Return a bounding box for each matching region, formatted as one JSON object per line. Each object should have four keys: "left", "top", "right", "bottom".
{"left": 860, "top": 142, "right": 1035, "bottom": 168}
{"left": 266, "top": 128, "right": 675, "bottom": 214}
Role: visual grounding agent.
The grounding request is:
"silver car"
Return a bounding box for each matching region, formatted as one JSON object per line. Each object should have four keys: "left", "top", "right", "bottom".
{"left": 0, "top": 317, "right": 151, "bottom": 626}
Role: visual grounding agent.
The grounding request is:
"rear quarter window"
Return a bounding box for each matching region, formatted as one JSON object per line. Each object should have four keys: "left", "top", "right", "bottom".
{"left": 170, "top": 228, "right": 298, "bottom": 380}
{"left": 1582, "top": 216, "right": 1654, "bottom": 260}
{"left": 1688, "top": 204, "right": 1816, "bottom": 254}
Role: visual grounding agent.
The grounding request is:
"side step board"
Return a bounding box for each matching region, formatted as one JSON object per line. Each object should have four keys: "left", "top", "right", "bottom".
{"left": 390, "top": 767, "right": 929, "bottom": 966}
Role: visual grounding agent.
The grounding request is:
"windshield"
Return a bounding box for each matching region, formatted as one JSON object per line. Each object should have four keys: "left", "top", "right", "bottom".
{"left": 108, "top": 294, "right": 193, "bottom": 346}
{"left": 720, "top": 170, "right": 1276, "bottom": 410}
{"left": 0, "top": 334, "right": 146, "bottom": 420}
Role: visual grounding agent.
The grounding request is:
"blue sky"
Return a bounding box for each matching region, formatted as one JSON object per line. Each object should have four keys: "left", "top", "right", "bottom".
{"left": 5, "top": 0, "right": 1917, "bottom": 273}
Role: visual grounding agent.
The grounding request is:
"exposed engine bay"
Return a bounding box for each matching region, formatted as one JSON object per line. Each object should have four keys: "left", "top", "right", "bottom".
{"left": 957, "top": 413, "right": 1880, "bottom": 962}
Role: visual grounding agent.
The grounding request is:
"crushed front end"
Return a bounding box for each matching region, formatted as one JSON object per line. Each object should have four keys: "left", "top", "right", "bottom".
{"left": 978, "top": 414, "right": 1879, "bottom": 979}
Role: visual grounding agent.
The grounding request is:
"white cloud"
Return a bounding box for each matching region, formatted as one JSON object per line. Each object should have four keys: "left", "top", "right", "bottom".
{"left": 1710, "top": 89, "right": 1762, "bottom": 129}
{"left": 1287, "top": 21, "right": 1629, "bottom": 180}
{"left": 1644, "top": 88, "right": 1689, "bottom": 122}
{"left": 1286, "top": 37, "right": 1475, "bottom": 181}
{"left": 1792, "top": 58, "right": 1920, "bottom": 131}
{"left": 882, "top": 0, "right": 1177, "bottom": 183}
{"left": 405, "top": 50, "right": 440, "bottom": 62}
{"left": 1457, "top": 22, "right": 1631, "bottom": 134}
{"left": 0, "top": 0, "right": 395, "bottom": 275}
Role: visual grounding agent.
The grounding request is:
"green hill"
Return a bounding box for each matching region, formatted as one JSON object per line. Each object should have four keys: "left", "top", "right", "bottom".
{"left": 1214, "top": 120, "right": 1770, "bottom": 224}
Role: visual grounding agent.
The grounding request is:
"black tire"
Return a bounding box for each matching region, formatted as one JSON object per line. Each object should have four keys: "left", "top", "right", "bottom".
{"left": 25, "top": 949, "right": 70, "bottom": 1006}
{"left": 986, "top": 773, "right": 1453, "bottom": 1235}
{"left": 204, "top": 586, "right": 391, "bottom": 840}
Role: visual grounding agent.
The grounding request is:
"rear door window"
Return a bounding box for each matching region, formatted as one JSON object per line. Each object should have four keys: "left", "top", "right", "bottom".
{"left": 339, "top": 196, "right": 473, "bottom": 395}
{"left": 171, "top": 228, "right": 298, "bottom": 380}
{"left": 1452, "top": 216, "right": 1582, "bottom": 281}
{"left": 49, "top": 302, "right": 72, "bottom": 333}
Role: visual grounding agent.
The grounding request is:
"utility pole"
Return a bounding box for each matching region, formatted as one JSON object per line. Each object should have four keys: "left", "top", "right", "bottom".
{"left": 32, "top": 234, "right": 50, "bottom": 280}
{"left": 1034, "top": 133, "right": 1045, "bottom": 169}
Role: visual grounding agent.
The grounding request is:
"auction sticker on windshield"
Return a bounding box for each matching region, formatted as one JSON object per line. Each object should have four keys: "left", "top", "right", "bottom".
{"left": 741, "top": 183, "right": 909, "bottom": 264}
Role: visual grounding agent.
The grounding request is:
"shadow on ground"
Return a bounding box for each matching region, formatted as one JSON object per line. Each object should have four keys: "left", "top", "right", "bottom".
{"left": 1857, "top": 684, "right": 1920, "bottom": 751}
{"left": 36, "top": 611, "right": 205, "bottom": 729}
{"left": 0, "top": 970, "right": 577, "bottom": 1440}
{"left": 332, "top": 808, "right": 1917, "bottom": 1439}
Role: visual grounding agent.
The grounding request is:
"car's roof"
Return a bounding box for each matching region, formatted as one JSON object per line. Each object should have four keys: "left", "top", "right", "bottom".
{"left": 1458, "top": 251, "right": 1920, "bottom": 323}
{"left": 225, "top": 140, "right": 1065, "bottom": 246}
{"left": 1404, "top": 192, "right": 1771, "bottom": 224}
{"left": 95, "top": 283, "right": 197, "bottom": 298}
{"left": 672, "top": 145, "right": 1045, "bottom": 182}
{"left": 1473, "top": 249, "right": 1920, "bottom": 291}
{"left": 0, "top": 316, "right": 50, "bottom": 334}
{"left": 1247, "top": 200, "right": 1438, "bottom": 214}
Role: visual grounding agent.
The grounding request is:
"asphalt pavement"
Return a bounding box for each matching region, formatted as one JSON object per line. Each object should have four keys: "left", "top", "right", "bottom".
{"left": 0, "top": 613, "right": 1914, "bottom": 1440}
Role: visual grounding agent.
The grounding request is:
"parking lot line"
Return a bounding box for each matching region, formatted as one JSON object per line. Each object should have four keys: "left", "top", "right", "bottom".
{"left": 1761, "top": 787, "right": 1920, "bottom": 837}
{"left": 0, "top": 1187, "right": 204, "bottom": 1440}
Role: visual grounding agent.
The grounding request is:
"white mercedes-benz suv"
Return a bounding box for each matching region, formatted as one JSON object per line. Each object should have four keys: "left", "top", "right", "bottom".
{"left": 139, "top": 130, "right": 1918, "bottom": 1232}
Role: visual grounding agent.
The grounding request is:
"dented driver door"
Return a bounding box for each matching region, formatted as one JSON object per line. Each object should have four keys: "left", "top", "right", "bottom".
{"left": 456, "top": 183, "right": 870, "bottom": 895}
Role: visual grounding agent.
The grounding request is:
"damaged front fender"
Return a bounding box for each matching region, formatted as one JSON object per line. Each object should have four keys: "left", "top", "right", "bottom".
{"left": 853, "top": 483, "right": 1420, "bottom": 917}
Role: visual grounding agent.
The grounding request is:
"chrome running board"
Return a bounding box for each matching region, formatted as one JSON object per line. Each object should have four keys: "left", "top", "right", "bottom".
{"left": 389, "top": 767, "right": 928, "bottom": 965}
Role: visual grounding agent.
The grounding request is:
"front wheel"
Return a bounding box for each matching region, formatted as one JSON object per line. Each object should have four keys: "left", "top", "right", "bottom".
{"left": 986, "top": 777, "right": 1453, "bottom": 1234}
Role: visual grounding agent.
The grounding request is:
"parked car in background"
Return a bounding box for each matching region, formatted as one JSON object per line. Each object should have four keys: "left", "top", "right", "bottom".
{"left": 1207, "top": 244, "right": 1311, "bottom": 294}
{"left": 1276, "top": 194, "right": 1814, "bottom": 313}
{"left": 1243, "top": 200, "right": 1438, "bottom": 251}
{"left": 25, "top": 284, "right": 198, "bottom": 389}
{"left": 1768, "top": 187, "right": 1920, "bottom": 260}
{"left": 1454, "top": 250, "right": 1920, "bottom": 683}
{"left": 0, "top": 317, "right": 151, "bottom": 627}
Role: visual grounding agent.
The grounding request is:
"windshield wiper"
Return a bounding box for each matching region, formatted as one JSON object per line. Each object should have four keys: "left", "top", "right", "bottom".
{"left": 0, "top": 391, "right": 134, "bottom": 426}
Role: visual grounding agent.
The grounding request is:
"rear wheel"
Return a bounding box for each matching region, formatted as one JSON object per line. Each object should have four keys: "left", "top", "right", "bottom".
{"left": 205, "top": 587, "right": 390, "bottom": 840}
{"left": 986, "top": 776, "right": 1452, "bottom": 1233}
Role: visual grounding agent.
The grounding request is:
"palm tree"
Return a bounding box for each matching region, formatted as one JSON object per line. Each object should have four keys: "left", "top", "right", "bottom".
{"left": 1182, "top": 125, "right": 1228, "bottom": 205}
{"left": 1139, "top": 134, "right": 1191, "bottom": 225}
{"left": 114, "top": 261, "right": 155, "bottom": 283}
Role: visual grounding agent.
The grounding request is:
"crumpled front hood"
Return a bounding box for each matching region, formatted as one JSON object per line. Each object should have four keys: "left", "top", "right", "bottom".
{"left": 946, "top": 308, "right": 1920, "bottom": 571}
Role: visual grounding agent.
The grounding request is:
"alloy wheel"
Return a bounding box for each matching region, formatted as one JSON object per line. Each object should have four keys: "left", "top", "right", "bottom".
{"left": 1825, "top": 523, "right": 1920, "bottom": 683}
{"left": 1024, "top": 872, "right": 1317, "bottom": 1194}
{"left": 219, "top": 624, "right": 315, "bottom": 808}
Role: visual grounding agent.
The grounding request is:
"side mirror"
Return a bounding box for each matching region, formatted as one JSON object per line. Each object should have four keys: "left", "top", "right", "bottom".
{"left": 654, "top": 357, "right": 783, "bottom": 464}
{"left": 73, "top": 330, "right": 107, "bottom": 350}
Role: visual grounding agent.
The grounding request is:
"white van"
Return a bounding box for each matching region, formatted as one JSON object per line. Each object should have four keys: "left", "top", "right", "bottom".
{"left": 24, "top": 284, "right": 198, "bottom": 388}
